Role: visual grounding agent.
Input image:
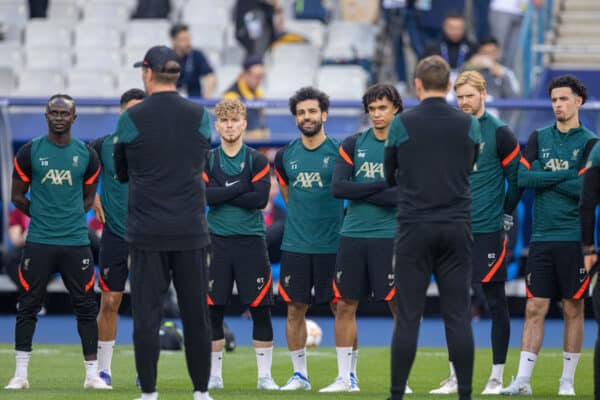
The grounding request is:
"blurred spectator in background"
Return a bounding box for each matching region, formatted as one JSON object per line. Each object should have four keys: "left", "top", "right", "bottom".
{"left": 464, "top": 37, "right": 520, "bottom": 99}
{"left": 132, "top": 0, "right": 170, "bottom": 18}
{"left": 382, "top": 0, "right": 409, "bottom": 95}
{"left": 170, "top": 24, "right": 216, "bottom": 98}
{"left": 423, "top": 11, "right": 476, "bottom": 73}
{"left": 408, "top": 0, "right": 465, "bottom": 59}
{"left": 223, "top": 56, "right": 267, "bottom": 136}
{"left": 3, "top": 208, "right": 29, "bottom": 287}
{"left": 28, "top": 0, "right": 48, "bottom": 18}
{"left": 489, "top": 0, "right": 543, "bottom": 68}
{"left": 263, "top": 173, "right": 286, "bottom": 264}
{"left": 234, "top": 0, "right": 281, "bottom": 58}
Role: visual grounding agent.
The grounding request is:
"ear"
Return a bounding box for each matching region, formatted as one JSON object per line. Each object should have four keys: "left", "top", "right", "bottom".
{"left": 241, "top": 118, "right": 248, "bottom": 131}
{"left": 575, "top": 95, "right": 583, "bottom": 107}
{"left": 321, "top": 111, "right": 328, "bottom": 122}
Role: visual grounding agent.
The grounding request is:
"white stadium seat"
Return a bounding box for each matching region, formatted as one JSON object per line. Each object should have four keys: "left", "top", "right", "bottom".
{"left": 73, "top": 48, "right": 122, "bottom": 73}
{"left": 74, "top": 23, "right": 122, "bottom": 49}
{"left": 67, "top": 70, "right": 116, "bottom": 97}
{"left": 25, "top": 20, "right": 72, "bottom": 48}
{"left": 316, "top": 65, "right": 368, "bottom": 100}
{"left": 124, "top": 19, "right": 171, "bottom": 48}
{"left": 13, "top": 70, "right": 66, "bottom": 97}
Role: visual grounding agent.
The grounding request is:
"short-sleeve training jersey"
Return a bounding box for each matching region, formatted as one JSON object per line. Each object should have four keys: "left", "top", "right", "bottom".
{"left": 13, "top": 135, "right": 100, "bottom": 246}
{"left": 90, "top": 133, "right": 127, "bottom": 239}
{"left": 470, "top": 111, "right": 521, "bottom": 233}
{"left": 205, "top": 145, "right": 269, "bottom": 237}
{"left": 338, "top": 128, "right": 396, "bottom": 238}
{"left": 274, "top": 136, "right": 344, "bottom": 254}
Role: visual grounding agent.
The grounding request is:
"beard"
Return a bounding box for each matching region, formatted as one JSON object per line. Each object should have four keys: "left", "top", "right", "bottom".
{"left": 299, "top": 119, "right": 322, "bottom": 137}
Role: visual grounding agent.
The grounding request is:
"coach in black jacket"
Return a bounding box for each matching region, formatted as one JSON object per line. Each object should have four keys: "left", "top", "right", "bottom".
{"left": 384, "top": 55, "right": 481, "bottom": 400}
{"left": 114, "top": 46, "right": 213, "bottom": 400}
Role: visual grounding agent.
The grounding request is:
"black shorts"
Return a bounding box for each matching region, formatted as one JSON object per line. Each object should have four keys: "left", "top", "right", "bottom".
{"left": 208, "top": 235, "right": 274, "bottom": 307}
{"left": 526, "top": 241, "right": 589, "bottom": 299}
{"left": 98, "top": 226, "right": 129, "bottom": 292}
{"left": 279, "top": 251, "right": 336, "bottom": 304}
{"left": 19, "top": 242, "right": 96, "bottom": 299}
{"left": 472, "top": 231, "right": 507, "bottom": 284}
{"left": 334, "top": 236, "right": 395, "bottom": 301}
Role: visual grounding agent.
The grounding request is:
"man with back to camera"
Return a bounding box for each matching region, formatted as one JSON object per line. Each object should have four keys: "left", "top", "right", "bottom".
{"left": 501, "top": 75, "right": 598, "bottom": 397}
{"left": 430, "top": 70, "right": 522, "bottom": 395}
{"left": 320, "top": 84, "right": 412, "bottom": 394}
{"left": 6, "top": 94, "right": 110, "bottom": 390}
{"left": 170, "top": 23, "right": 216, "bottom": 98}
{"left": 273, "top": 86, "right": 344, "bottom": 391}
{"left": 202, "top": 98, "right": 279, "bottom": 391}
{"left": 89, "top": 88, "right": 146, "bottom": 387}
{"left": 385, "top": 55, "right": 481, "bottom": 400}
{"left": 579, "top": 132, "right": 600, "bottom": 400}
{"left": 113, "top": 45, "right": 213, "bottom": 400}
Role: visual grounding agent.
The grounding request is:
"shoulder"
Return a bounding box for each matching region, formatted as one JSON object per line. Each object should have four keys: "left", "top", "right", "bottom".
{"left": 588, "top": 141, "right": 600, "bottom": 167}
{"left": 325, "top": 136, "right": 340, "bottom": 149}
{"left": 485, "top": 112, "right": 507, "bottom": 130}
{"left": 536, "top": 124, "right": 553, "bottom": 137}
{"left": 581, "top": 125, "right": 598, "bottom": 140}
{"left": 341, "top": 131, "right": 362, "bottom": 149}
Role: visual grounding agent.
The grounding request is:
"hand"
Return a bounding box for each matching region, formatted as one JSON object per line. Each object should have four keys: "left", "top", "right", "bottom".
{"left": 584, "top": 254, "right": 597, "bottom": 273}
{"left": 503, "top": 214, "right": 514, "bottom": 232}
{"left": 92, "top": 194, "right": 105, "bottom": 224}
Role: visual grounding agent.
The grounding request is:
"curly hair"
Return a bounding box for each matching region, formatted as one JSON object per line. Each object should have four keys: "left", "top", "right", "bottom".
{"left": 548, "top": 75, "right": 588, "bottom": 105}
{"left": 289, "top": 87, "right": 330, "bottom": 116}
{"left": 362, "top": 84, "right": 403, "bottom": 114}
{"left": 215, "top": 98, "right": 247, "bottom": 119}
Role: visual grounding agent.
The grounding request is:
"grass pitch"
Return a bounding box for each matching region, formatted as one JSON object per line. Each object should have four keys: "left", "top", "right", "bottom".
{"left": 0, "top": 345, "right": 593, "bottom": 399}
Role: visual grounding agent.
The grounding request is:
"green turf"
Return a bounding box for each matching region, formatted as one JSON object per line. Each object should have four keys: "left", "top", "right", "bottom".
{"left": 0, "top": 344, "right": 593, "bottom": 399}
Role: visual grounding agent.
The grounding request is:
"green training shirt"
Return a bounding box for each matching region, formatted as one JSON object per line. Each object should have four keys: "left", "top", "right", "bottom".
{"left": 470, "top": 111, "right": 521, "bottom": 233}
{"left": 205, "top": 145, "right": 270, "bottom": 237}
{"left": 518, "top": 123, "right": 597, "bottom": 242}
{"left": 91, "top": 133, "right": 127, "bottom": 239}
{"left": 13, "top": 136, "right": 100, "bottom": 246}
{"left": 274, "top": 136, "right": 344, "bottom": 254}
{"left": 336, "top": 128, "right": 396, "bottom": 238}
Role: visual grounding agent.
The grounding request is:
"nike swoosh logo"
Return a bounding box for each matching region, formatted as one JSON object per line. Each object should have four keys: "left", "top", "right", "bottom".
{"left": 225, "top": 180, "right": 240, "bottom": 187}
{"left": 82, "top": 265, "right": 89, "bottom": 270}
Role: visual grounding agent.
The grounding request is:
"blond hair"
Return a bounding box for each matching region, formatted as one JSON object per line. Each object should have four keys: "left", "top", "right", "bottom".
{"left": 214, "top": 98, "right": 247, "bottom": 119}
{"left": 454, "top": 70, "right": 486, "bottom": 93}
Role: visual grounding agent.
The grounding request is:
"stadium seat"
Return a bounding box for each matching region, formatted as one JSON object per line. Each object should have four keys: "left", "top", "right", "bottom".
{"left": 316, "top": 65, "right": 368, "bottom": 100}
{"left": 216, "top": 65, "right": 241, "bottom": 96}
{"left": 264, "top": 65, "right": 316, "bottom": 99}
{"left": 87, "top": 0, "right": 137, "bottom": 12}
{"left": 73, "top": 48, "right": 122, "bottom": 73}
{"left": 13, "top": 70, "right": 66, "bottom": 97}
{"left": 67, "top": 70, "right": 116, "bottom": 97}
{"left": 82, "top": 2, "right": 131, "bottom": 25}
{"left": 25, "top": 20, "right": 73, "bottom": 48}
{"left": 74, "top": 23, "right": 123, "bottom": 49}
{"left": 323, "top": 21, "right": 377, "bottom": 60}
{"left": 188, "top": 23, "right": 226, "bottom": 53}
{"left": 24, "top": 48, "right": 73, "bottom": 72}
{"left": 116, "top": 70, "right": 143, "bottom": 94}
{"left": 180, "top": 1, "right": 232, "bottom": 26}
{"left": 0, "top": 43, "right": 23, "bottom": 69}
{"left": 121, "top": 47, "right": 149, "bottom": 69}
{"left": 125, "top": 20, "right": 171, "bottom": 48}
{"left": 0, "top": 0, "right": 28, "bottom": 31}
{"left": 47, "top": 0, "right": 81, "bottom": 24}
{"left": 204, "top": 49, "right": 222, "bottom": 71}
{"left": 283, "top": 20, "right": 326, "bottom": 48}
{"left": 268, "top": 44, "right": 321, "bottom": 69}
{"left": 0, "top": 67, "right": 17, "bottom": 95}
